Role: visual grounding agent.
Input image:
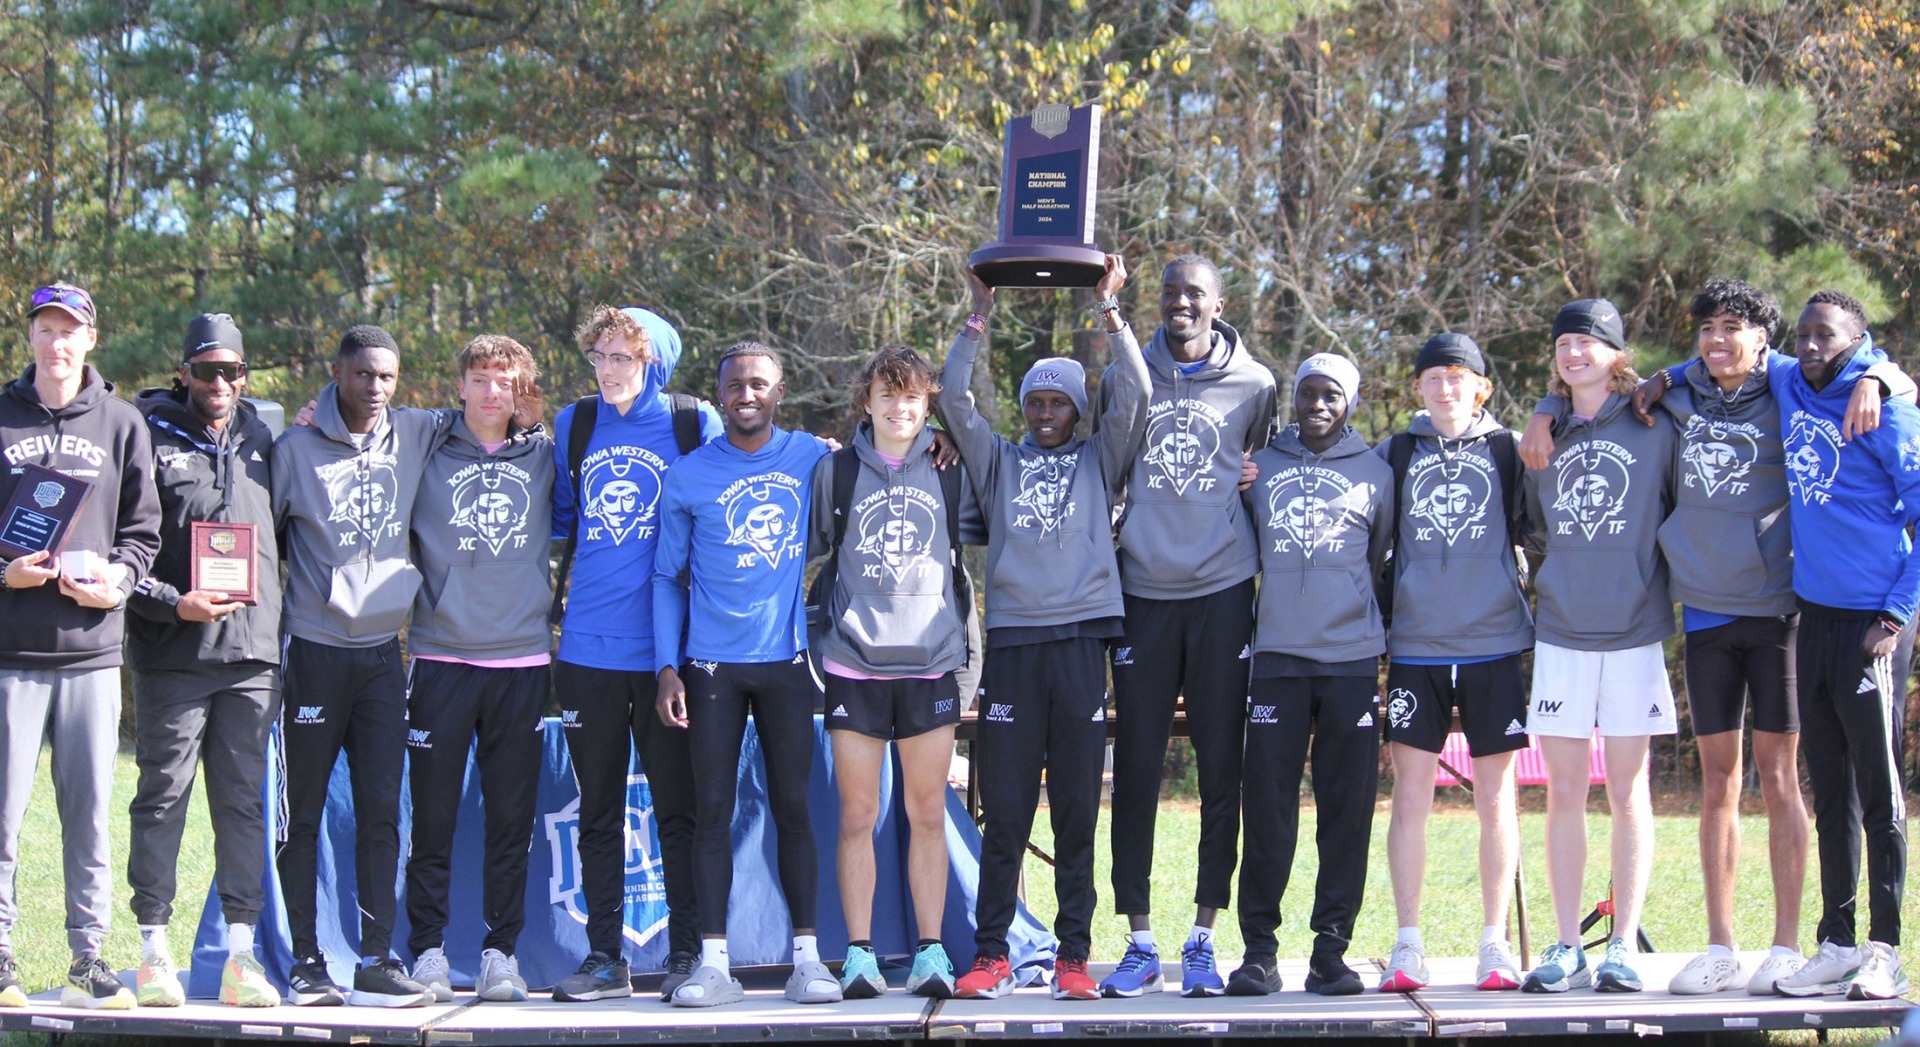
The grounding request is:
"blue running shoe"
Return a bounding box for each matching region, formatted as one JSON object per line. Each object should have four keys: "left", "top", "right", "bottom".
{"left": 1594, "top": 938, "right": 1643, "bottom": 993}
{"left": 841, "top": 945, "right": 885, "bottom": 999}
{"left": 1521, "top": 942, "right": 1590, "bottom": 993}
{"left": 1099, "top": 938, "right": 1163, "bottom": 998}
{"left": 1181, "top": 939, "right": 1224, "bottom": 998}
{"left": 907, "top": 943, "right": 955, "bottom": 999}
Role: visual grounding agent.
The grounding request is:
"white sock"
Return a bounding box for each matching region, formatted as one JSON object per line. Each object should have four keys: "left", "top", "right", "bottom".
{"left": 1188, "top": 925, "right": 1212, "bottom": 946}
{"left": 1706, "top": 943, "right": 1735, "bottom": 960}
{"left": 701, "top": 939, "right": 730, "bottom": 976}
{"left": 1771, "top": 944, "right": 1801, "bottom": 959}
{"left": 139, "top": 925, "right": 170, "bottom": 962}
{"left": 1129, "top": 929, "right": 1156, "bottom": 950}
{"left": 793, "top": 935, "right": 819, "bottom": 966}
{"left": 1396, "top": 926, "right": 1422, "bottom": 949}
{"left": 1481, "top": 925, "right": 1503, "bottom": 945}
{"left": 228, "top": 923, "right": 255, "bottom": 958}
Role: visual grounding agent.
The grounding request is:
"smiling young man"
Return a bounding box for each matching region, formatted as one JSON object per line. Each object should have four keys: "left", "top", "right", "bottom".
{"left": 653, "top": 343, "right": 838, "bottom": 1008}
{"left": 0, "top": 282, "right": 160, "bottom": 1010}
{"left": 547, "top": 307, "right": 721, "bottom": 1004}
{"left": 124, "top": 313, "right": 279, "bottom": 1008}
{"left": 940, "top": 256, "right": 1149, "bottom": 1001}
{"left": 1099, "top": 255, "right": 1276, "bottom": 998}
{"left": 1231, "top": 354, "right": 1392, "bottom": 997}
{"left": 400, "top": 335, "right": 554, "bottom": 1004}
{"left": 271, "top": 324, "right": 447, "bottom": 1007}
{"left": 1768, "top": 291, "right": 1920, "bottom": 1001}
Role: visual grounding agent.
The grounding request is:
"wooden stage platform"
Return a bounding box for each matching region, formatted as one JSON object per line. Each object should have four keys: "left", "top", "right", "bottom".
{"left": 3, "top": 952, "right": 1908, "bottom": 1042}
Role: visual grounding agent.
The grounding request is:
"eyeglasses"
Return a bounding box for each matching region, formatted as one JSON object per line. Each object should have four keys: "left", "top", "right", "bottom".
{"left": 187, "top": 361, "right": 247, "bottom": 383}
{"left": 584, "top": 349, "right": 640, "bottom": 370}
{"left": 28, "top": 285, "right": 96, "bottom": 324}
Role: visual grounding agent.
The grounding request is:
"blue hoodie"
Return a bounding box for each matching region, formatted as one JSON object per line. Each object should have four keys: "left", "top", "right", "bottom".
{"left": 652, "top": 426, "right": 831, "bottom": 671}
{"left": 550, "top": 309, "right": 724, "bottom": 671}
{"left": 1773, "top": 334, "right": 1920, "bottom": 621}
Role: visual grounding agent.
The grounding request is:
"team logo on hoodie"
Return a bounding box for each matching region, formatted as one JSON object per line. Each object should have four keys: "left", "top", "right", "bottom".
{"left": 1785, "top": 411, "right": 1842, "bottom": 507}
{"left": 448, "top": 459, "right": 534, "bottom": 555}
{"left": 1680, "top": 416, "right": 1761, "bottom": 499}
{"left": 1013, "top": 452, "right": 1077, "bottom": 535}
{"left": 1406, "top": 451, "right": 1492, "bottom": 546}
{"left": 1263, "top": 465, "right": 1359, "bottom": 553}
{"left": 851, "top": 486, "right": 940, "bottom": 584}
{"left": 1550, "top": 440, "right": 1636, "bottom": 540}
{"left": 581, "top": 445, "right": 666, "bottom": 546}
{"left": 319, "top": 456, "right": 401, "bottom": 544}
{"left": 1141, "top": 399, "right": 1227, "bottom": 496}
{"left": 720, "top": 473, "right": 805, "bottom": 569}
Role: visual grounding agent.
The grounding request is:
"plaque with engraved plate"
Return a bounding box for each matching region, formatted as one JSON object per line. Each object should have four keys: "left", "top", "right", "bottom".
{"left": 0, "top": 463, "right": 93, "bottom": 560}
{"left": 189, "top": 521, "right": 260, "bottom": 605}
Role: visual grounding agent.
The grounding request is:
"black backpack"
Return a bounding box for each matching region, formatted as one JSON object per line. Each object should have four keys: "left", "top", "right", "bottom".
{"left": 549, "top": 392, "right": 703, "bottom": 625}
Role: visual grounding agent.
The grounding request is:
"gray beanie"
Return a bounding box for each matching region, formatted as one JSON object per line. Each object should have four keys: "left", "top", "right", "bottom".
{"left": 1295, "top": 352, "right": 1361, "bottom": 403}
{"left": 1020, "top": 357, "right": 1088, "bottom": 417}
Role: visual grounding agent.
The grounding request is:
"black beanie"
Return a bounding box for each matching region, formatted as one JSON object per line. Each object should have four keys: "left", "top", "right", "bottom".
{"left": 183, "top": 313, "right": 244, "bottom": 362}
{"left": 339, "top": 323, "right": 400, "bottom": 358}
{"left": 1414, "top": 333, "right": 1486, "bottom": 377}
{"left": 1551, "top": 298, "right": 1627, "bottom": 350}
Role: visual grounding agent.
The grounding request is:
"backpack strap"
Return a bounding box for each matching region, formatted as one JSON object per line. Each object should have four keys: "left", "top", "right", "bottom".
{"left": 1379, "top": 432, "right": 1416, "bottom": 624}
{"left": 805, "top": 448, "right": 862, "bottom": 622}
{"left": 549, "top": 395, "right": 602, "bottom": 626}
{"left": 1486, "top": 427, "right": 1523, "bottom": 544}
{"left": 669, "top": 392, "right": 702, "bottom": 456}
{"left": 938, "top": 461, "right": 973, "bottom": 634}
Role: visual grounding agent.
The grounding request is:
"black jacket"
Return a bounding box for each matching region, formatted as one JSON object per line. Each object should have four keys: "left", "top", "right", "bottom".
{"left": 0, "top": 365, "right": 161, "bottom": 670}
{"left": 127, "top": 387, "right": 281, "bottom": 671}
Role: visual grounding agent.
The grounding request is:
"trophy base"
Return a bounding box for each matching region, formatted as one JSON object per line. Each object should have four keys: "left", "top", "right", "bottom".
{"left": 969, "top": 243, "right": 1106, "bottom": 289}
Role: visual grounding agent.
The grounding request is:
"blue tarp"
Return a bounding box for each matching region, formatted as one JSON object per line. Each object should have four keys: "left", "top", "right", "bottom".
{"left": 189, "top": 717, "right": 1054, "bottom": 995}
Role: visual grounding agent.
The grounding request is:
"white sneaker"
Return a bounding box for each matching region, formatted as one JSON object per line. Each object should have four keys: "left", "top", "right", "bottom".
{"left": 1747, "top": 950, "right": 1805, "bottom": 995}
{"left": 1668, "top": 951, "right": 1742, "bottom": 994}
{"left": 1378, "top": 941, "right": 1427, "bottom": 992}
{"left": 1475, "top": 939, "right": 1522, "bottom": 991}
{"left": 1775, "top": 940, "right": 1863, "bottom": 997}
{"left": 412, "top": 947, "right": 454, "bottom": 1003}
{"left": 1846, "top": 942, "right": 1910, "bottom": 1000}
{"left": 477, "top": 949, "right": 528, "bottom": 1002}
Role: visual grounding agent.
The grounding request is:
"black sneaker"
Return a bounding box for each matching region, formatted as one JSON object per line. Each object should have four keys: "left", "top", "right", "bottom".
{"left": 61, "top": 955, "right": 135, "bottom": 1010}
{"left": 349, "top": 959, "right": 431, "bottom": 1008}
{"left": 553, "top": 951, "right": 632, "bottom": 1002}
{"left": 1226, "top": 958, "right": 1281, "bottom": 996}
{"left": 658, "top": 951, "right": 698, "bottom": 1002}
{"left": 288, "top": 956, "right": 345, "bottom": 1006}
{"left": 0, "top": 951, "right": 25, "bottom": 1007}
{"left": 1303, "top": 953, "right": 1364, "bottom": 996}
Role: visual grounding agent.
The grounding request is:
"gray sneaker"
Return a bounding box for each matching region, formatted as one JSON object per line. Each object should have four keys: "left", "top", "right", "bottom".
{"left": 1776, "top": 940, "right": 1863, "bottom": 997}
{"left": 1846, "top": 942, "right": 1910, "bottom": 1001}
{"left": 477, "top": 948, "right": 528, "bottom": 1002}
{"left": 412, "top": 947, "right": 454, "bottom": 1003}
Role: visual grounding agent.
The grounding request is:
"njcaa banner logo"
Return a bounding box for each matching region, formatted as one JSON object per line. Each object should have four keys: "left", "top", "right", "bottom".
{"left": 1141, "top": 399, "right": 1229, "bottom": 496}
{"left": 1406, "top": 449, "right": 1493, "bottom": 546}
{"left": 543, "top": 774, "right": 669, "bottom": 951}
{"left": 1263, "top": 464, "right": 1359, "bottom": 554}
{"left": 1680, "top": 416, "right": 1762, "bottom": 499}
{"left": 718, "top": 472, "right": 806, "bottom": 569}
{"left": 1550, "top": 440, "right": 1636, "bottom": 540}
{"left": 448, "top": 460, "right": 534, "bottom": 555}
{"left": 580, "top": 445, "right": 666, "bottom": 546}
{"left": 1785, "top": 410, "right": 1843, "bottom": 506}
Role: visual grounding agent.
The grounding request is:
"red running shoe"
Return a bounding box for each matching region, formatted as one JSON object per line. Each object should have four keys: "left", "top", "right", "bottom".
{"left": 956, "top": 955, "right": 1014, "bottom": 999}
{"left": 1053, "top": 956, "right": 1098, "bottom": 1000}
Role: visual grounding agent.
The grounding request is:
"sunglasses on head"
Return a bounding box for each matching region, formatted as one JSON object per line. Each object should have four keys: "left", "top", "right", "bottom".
{"left": 29, "top": 286, "right": 95, "bottom": 320}
{"left": 187, "top": 361, "right": 247, "bottom": 383}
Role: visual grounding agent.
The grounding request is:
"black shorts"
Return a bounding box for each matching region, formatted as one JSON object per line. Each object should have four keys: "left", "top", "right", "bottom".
{"left": 1383, "top": 655, "right": 1529, "bottom": 757}
{"left": 1683, "top": 614, "right": 1798, "bottom": 736}
{"left": 824, "top": 672, "right": 962, "bottom": 740}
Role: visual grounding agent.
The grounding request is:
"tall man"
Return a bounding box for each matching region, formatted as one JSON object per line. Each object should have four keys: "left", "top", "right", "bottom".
{"left": 548, "top": 307, "right": 721, "bottom": 1003}
{"left": 403, "top": 335, "right": 553, "bottom": 1003}
{"left": 1100, "top": 255, "right": 1276, "bottom": 998}
{"left": 271, "top": 325, "right": 443, "bottom": 1007}
{"left": 125, "top": 314, "right": 280, "bottom": 1008}
{"left": 0, "top": 283, "right": 160, "bottom": 1010}
{"left": 1771, "top": 291, "right": 1920, "bottom": 1001}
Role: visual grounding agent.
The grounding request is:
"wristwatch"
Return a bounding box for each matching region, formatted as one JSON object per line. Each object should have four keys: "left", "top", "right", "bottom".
{"left": 1088, "top": 295, "right": 1121, "bottom": 318}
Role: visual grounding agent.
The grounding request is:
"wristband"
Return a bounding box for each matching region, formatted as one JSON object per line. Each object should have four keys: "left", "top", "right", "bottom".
{"left": 1879, "top": 612, "right": 1906, "bottom": 633}
{"left": 963, "top": 313, "right": 988, "bottom": 335}
{"left": 1661, "top": 367, "right": 1675, "bottom": 389}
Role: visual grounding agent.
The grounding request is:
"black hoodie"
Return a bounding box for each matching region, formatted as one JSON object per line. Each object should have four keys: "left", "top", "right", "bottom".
{"left": 126, "top": 386, "right": 281, "bottom": 670}
{"left": 0, "top": 364, "right": 161, "bottom": 670}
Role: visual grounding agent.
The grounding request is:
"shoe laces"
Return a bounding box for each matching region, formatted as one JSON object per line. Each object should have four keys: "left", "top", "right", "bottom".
{"left": 576, "top": 952, "right": 615, "bottom": 975}
{"left": 1182, "top": 940, "right": 1214, "bottom": 972}
{"left": 1389, "top": 941, "right": 1422, "bottom": 970}
{"left": 74, "top": 956, "right": 113, "bottom": 979}
{"left": 1541, "top": 942, "right": 1575, "bottom": 971}
{"left": 668, "top": 952, "right": 697, "bottom": 976}
{"left": 1602, "top": 939, "right": 1630, "bottom": 968}
{"left": 1058, "top": 956, "right": 1088, "bottom": 977}
{"left": 968, "top": 955, "right": 1004, "bottom": 974}
{"left": 1115, "top": 943, "right": 1156, "bottom": 975}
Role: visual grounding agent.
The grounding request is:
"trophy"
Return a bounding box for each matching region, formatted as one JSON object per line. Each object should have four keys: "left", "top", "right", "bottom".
{"left": 969, "top": 102, "right": 1107, "bottom": 288}
{"left": 189, "top": 521, "right": 260, "bottom": 605}
{"left": 0, "top": 463, "right": 93, "bottom": 560}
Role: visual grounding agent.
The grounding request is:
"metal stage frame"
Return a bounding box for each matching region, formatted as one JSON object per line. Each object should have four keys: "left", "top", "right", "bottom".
{"left": 2, "top": 953, "right": 1907, "bottom": 1043}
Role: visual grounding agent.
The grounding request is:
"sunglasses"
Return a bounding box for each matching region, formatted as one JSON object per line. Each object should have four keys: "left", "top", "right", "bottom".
{"left": 187, "top": 361, "right": 247, "bottom": 383}
{"left": 29, "top": 286, "right": 96, "bottom": 322}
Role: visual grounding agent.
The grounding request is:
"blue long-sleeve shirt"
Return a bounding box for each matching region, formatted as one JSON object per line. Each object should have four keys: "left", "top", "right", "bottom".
{"left": 652, "top": 426, "right": 830, "bottom": 671}
{"left": 1774, "top": 335, "right": 1920, "bottom": 621}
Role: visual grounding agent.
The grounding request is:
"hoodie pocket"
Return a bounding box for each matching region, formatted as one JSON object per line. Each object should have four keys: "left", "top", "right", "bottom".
{"left": 1657, "top": 506, "right": 1766, "bottom": 598}
{"left": 418, "top": 564, "right": 547, "bottom": 652}
{"left": 327, "top": 558, "right": 422, "bottom": 638}
{"left": 1259, "top": 564, "right": 1379, "bottom": 652}
{"left": 1533, "top": 549, "right": 1648, "bottom": 639}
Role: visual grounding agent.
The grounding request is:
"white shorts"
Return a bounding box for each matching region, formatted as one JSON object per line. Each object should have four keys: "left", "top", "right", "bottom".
{"left": 1526, "top": 641, "right": 1678, "bottom": 739}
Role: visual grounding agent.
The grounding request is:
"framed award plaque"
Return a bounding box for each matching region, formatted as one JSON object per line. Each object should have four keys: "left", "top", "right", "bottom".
{"left": 0, "top": 463, "right": 93, "bottom": 561}
{"left": 189, "top": 521, "right": 259, "bottom": 605}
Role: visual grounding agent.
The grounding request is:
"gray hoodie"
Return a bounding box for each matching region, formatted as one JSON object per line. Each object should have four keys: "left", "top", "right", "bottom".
{"left": 1380, "top": 412, "right": 1534, "bottom": 659}
{"left": 1100, "top": 320, "right": 1277, "bottom": 599}
{"left": 271, "top": 385, "right": 448, "bottom": 647}
{"left": 937, "top": 326, "right": 1150, "bottom": 631}
{"left": 1523, "top": 391, "right": 1676, "bottom": 651}
{"left": 807, "top": 423, "right": 983, "bottom": 675}
{"left": 1246, "top": 426, "right": 1394, "bottom": 663}
{"left": 407, "top": 416, "right": 556, "bottom": 659}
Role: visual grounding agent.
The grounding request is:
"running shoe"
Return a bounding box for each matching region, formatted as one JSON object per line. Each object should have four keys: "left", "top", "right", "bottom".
{"left": 1775, "top": 940, "right": 1862, "bottom": 998}
{"left": 954, "top": 955, "right": 1013, "bottom": 1000}
{"left": 1052, "top": 955, "right": 1098, "bottom": 1000}
{"left": 1521, "top": 942, "right": 1589, "bottom": 993}
{"left": 412, "top": 947, "right": 454, "bottom": 1003}
{"left": 287, "top": 956, "right": 345, "bottom": 1006}
{"left": 1379, "top": 941, "right": 1428, "bottom": 993}
{"left": 1846, "top": 942, "right": 1910, "bottom": 1001}
{"left": 220, "top": 953, "right": 277, "bottom": 1007}
{"left": 62, "top": 955, "right": 135, "bottom": 1010}
{"left": 1667, "top": 950, "right": 1741, "bottom": 994}
{"left": 1098, "top": 939, "right": 1162, "bottom": 998}
{"left": 1594, "top": 937, "right": 1642, "bottom": 992}
{"left": 137, "top": 953, "right": 186, "bottom": 1007}
{"left": 1303, "top": 952, "right": 1363, "bottom": 995}
{"left": 0, "top": 952, "right": 26, "bottom": 1008}
{"left": 1475, "top": 939, "right": 1522, "bottom": 991}
{"left": 1180, "top": 938, "right": 1224, "bottom": 997}
{"left": 840, "top": 945, "right": 886, "bottom": 999}
{"left": 907, "top": 943, "right": 956, "bottom": 999}
{"left": 477, "top": 949, "right": 528, "bottom": 1002}
{"left": 552, "top": 951, "right": 631, "bottom": 1002}
{"left": 349, "top": 959, "right": 431, "bottom": 1008}
{"left": 658, "top": 950, "right": 697, "bottom": 1002}
{"left": 1227, "top": 957, "right": 1281, "bottom": 996}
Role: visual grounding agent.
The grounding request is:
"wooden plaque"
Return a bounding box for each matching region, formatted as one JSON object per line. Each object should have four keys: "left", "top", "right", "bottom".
{"left": 0, "top": 463, "right": 93, "bottom": 561}
{"left": 189, "top": 521, "right": 260, "bottom": 605}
